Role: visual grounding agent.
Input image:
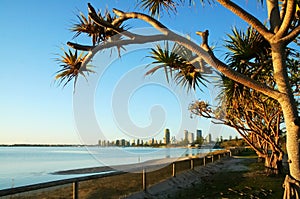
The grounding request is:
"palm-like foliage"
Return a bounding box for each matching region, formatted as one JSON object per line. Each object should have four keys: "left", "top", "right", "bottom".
{"left": 175, "top": 64, "right": 207, "bottom": 91}
{"left": 56, "top": 4, "right": 128, "bottom": 88}
{"left": 71, "top": 5, "right": 126, "bottom": 45}
{"left": 146, "top": 43, "right": 181, "bottom": 80}
{"left": 138, "top": 0, "right": 220, "bottom": 17}
{"left": 138, "top": 0, "right": 267, "bottom": 17}
{"left": 224, "top": 27, "right": 271, "bottom": 74}
{"left": 138, "top": 0, "right": 177, "bottom": 17}
{"left": 219, "top": 26, "right": 276, "bottom": 128}
{"left": 71, "top": 12, "right": 103, "bottom": 46}
{"left": 55, "top": 49, "right": 94, "bottom": 89}
{"left": 145, "top": 42, "right": 208, "bottom": 91}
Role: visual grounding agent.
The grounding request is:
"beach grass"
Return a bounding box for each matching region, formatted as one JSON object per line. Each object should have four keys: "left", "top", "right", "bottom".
{"left": 173, "top": 151, "right": 286, "bottom": 199}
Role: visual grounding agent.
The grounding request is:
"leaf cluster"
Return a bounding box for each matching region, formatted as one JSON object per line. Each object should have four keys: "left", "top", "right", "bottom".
{"left": 55, "top": 49, "right": 94, "bottom": 89}
{"left": 71, "top": 4, "right": 127, "bottom": 45}
{"left": 55, "top": 3, "right": 127, "bottom": 88}
{"left": 145, "top": 42, "right": 209, "bottom": 91}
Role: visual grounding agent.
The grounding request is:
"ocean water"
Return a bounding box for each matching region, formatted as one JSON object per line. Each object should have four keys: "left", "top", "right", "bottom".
{"left": 0, "top": 146, "right": 213, "bottom": 190}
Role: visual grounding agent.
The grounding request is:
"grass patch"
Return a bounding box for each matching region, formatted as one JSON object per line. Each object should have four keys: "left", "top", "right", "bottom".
{"left": 174, "top": 151, "right": 285, "bottom": 199}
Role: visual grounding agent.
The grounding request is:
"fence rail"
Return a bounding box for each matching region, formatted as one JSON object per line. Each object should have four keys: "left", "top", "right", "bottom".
{"left": 0, "top": 149, "right": 235, "bottom": 198}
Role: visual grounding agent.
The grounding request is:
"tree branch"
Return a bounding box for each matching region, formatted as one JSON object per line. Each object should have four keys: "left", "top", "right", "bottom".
{"left": 281, "top": 25, "right": 300, "bottom": 44}
{"left": 196, "top": 30, "right": 211, "bottom": 52}
{"left": 80, "top": 34, "right": 168, "bottom": 70}
{"left": 217, "top": 0, "right": 274, "bottom": 40}
{"left": 73, "top": 10, "right": 281, "bottom": 100}
{"left": 276, "top": 0, "right": 296, "bottom": 38}
{"left": 266, "top": 0, "right": 281, "bottom": 33}
{"left": 67, "top": 42, "right": 94, "bottom": 51}
{"left": 112, "top": 9, "right": 169, "bottom": 35}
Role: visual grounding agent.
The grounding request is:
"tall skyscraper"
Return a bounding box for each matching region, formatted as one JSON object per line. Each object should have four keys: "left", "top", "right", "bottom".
{"left": 205, "top": 134, "right": 212, "bottom": 143}
{"left": 196, "top": 129, "right": 202, "bottom": 140}
{"left": 184, "top": 130, "right": 189, "bottom": 141}
{"left": 164, "top": 128, "right": 170, "bottom": 144}
{"left": 188, "top": 132, "right": 194, "bottom": 144}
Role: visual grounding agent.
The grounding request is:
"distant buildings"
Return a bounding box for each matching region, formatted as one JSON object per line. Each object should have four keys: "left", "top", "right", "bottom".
{"left": 205, "top": 134, "right": 212, "bottom": 143}
{"left": 196, "top": 129, "right": 202, "bottom": 140}
{"left": 188, "top": 132, "right": 194, "bottom": 144}
{"left": 164, "top": 128, "right": 170, "bottom": 145}
{"left": 184, "top": 130, "right": 189, "bottom": 141}
{"left": 98, "top": 128, "right": 216, "bottom": 147}
{"left": 183, "top": 130, "right": 195, "bottom": 144}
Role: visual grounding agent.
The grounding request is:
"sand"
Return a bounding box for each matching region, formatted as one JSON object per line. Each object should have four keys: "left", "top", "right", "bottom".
{"left": 8, "top": 151, "right": 240, "bottom": 198}
{"left": 123, "top": 156, "right": 252, "bottom": 199}
{"left": 53, "top": 155, "right": 201, "bottom": 175}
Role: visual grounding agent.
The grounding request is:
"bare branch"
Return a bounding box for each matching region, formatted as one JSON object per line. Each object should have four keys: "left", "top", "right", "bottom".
{"left": 276, "top": 0, "right": 297, "bottom": 38}
{"left": 266, "top": 0, "right": 281, "bottom": 33}
{"left": 281, "top": 25, "right": 300, "bottom": 44}
{"left": 196, "top": 30, "right": 211, "bottom": 52}
{"left": 112, "top": 9, "right": 169, "bottom": 35}
{"left": 67, "top": 42, "right": 94, "bottom": 51}
{"left": 80, "top": 34, "right": 167, "bottom": 71}
{"left": 217, "top": 0, "right": 274, "bottom": 40}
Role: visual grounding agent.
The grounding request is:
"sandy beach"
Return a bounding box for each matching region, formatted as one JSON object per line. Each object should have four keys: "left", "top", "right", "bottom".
{"left": 124, "top": 156, "right": 253, "bottom": 199}
{"left": 53, "top": 155, "right": 199, "bottom": 175}
{"left": 8, "top": 150, "right": 243, "bottom": 199}
{"left": 7, "top": 147, "right": 285, "bottom": 199}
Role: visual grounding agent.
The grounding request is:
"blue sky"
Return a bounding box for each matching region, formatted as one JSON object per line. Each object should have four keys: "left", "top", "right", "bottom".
{"left": 0, "top": 0, "right": 268, "bottom": 144}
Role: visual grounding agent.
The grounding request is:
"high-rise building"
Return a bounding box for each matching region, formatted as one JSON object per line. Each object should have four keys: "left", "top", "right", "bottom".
{"left": 171, "top": 136, "right": 176, "bottom": 144}
{"left": 164, "top": 128, "right": 170, "bottom": 144}
{"left": 184, "top": 130, "right": 189, "bottom": 141}
{"left": 196, "top": 129, "right": 202, "bottom": 140}
{"left": 188, "top": 132, "right": 194, "bottom": 144}
{"left": 121, "top": 139, "right": 126, "bottom": 146}
{"left": 131, "top": 139, "right": 136, "bottom": 146}
{"left": 205, "top": 134, "right": 212, "bottom": 143}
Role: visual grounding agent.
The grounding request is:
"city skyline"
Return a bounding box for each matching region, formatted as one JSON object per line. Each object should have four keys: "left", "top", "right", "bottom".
{"left": 97, "top": 128, "right": 234, "bottom": 147}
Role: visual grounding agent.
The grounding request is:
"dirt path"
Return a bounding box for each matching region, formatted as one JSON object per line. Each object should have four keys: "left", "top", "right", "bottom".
{"left": 124, "top": 156, "right": 254, "bottom": 199}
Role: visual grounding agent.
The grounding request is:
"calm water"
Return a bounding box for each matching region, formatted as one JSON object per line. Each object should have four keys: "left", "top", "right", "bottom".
{"left": 0, "top": 146, "right": 213, "bottom": 189}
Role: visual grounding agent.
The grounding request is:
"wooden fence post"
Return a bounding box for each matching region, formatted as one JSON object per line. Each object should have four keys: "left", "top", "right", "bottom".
{"left": 143, "top": 168, "right": 147, "bottom": 192}
{"left": 172, "top": 163, "right": 176, "bottom": 177}
{"left": 72, "top": 181, "right": 78, "bottom": 199}
{"left": 191, "top": 159, "right": 194, "bottom": 170}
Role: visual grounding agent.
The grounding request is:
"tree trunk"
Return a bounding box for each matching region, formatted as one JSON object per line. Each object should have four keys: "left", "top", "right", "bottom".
{"left": 283, "top": 175, "right": 300, "bottom": 199}
{"left": 271, "top": 43, "right": 300, "bottom": 198}
{"left": 264, "top": 151, "right": 283, "bottom": 175}
{"left": 282, "top": 113, "right": 300, "bottom": 198}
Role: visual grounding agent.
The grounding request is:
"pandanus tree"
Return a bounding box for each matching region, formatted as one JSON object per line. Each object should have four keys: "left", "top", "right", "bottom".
{"left": 190, "top": 78, "right": 286, "bottom": 174}
{"left": 55, "top": 1, "right": 300, "bottom": 198}
{"left": 190, "top": 26, "right": 299, "bottom": 175}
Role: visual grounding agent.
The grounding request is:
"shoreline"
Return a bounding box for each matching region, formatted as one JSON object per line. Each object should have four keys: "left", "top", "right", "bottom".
{"left": 52, "top": 155, "right": 201, "bottom": 175}
{"left": 3, "top": 150, "right": 235, "bottom": 198}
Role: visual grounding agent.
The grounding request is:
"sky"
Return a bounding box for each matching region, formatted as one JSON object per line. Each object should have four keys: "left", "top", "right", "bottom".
{"left": 0, "top": 0, "right": 269, "bottom": 145}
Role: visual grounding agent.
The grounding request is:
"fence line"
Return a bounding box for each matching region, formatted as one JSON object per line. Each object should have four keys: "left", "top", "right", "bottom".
{"left": 0, "top": 149, "right": 235, "bottom": 198}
